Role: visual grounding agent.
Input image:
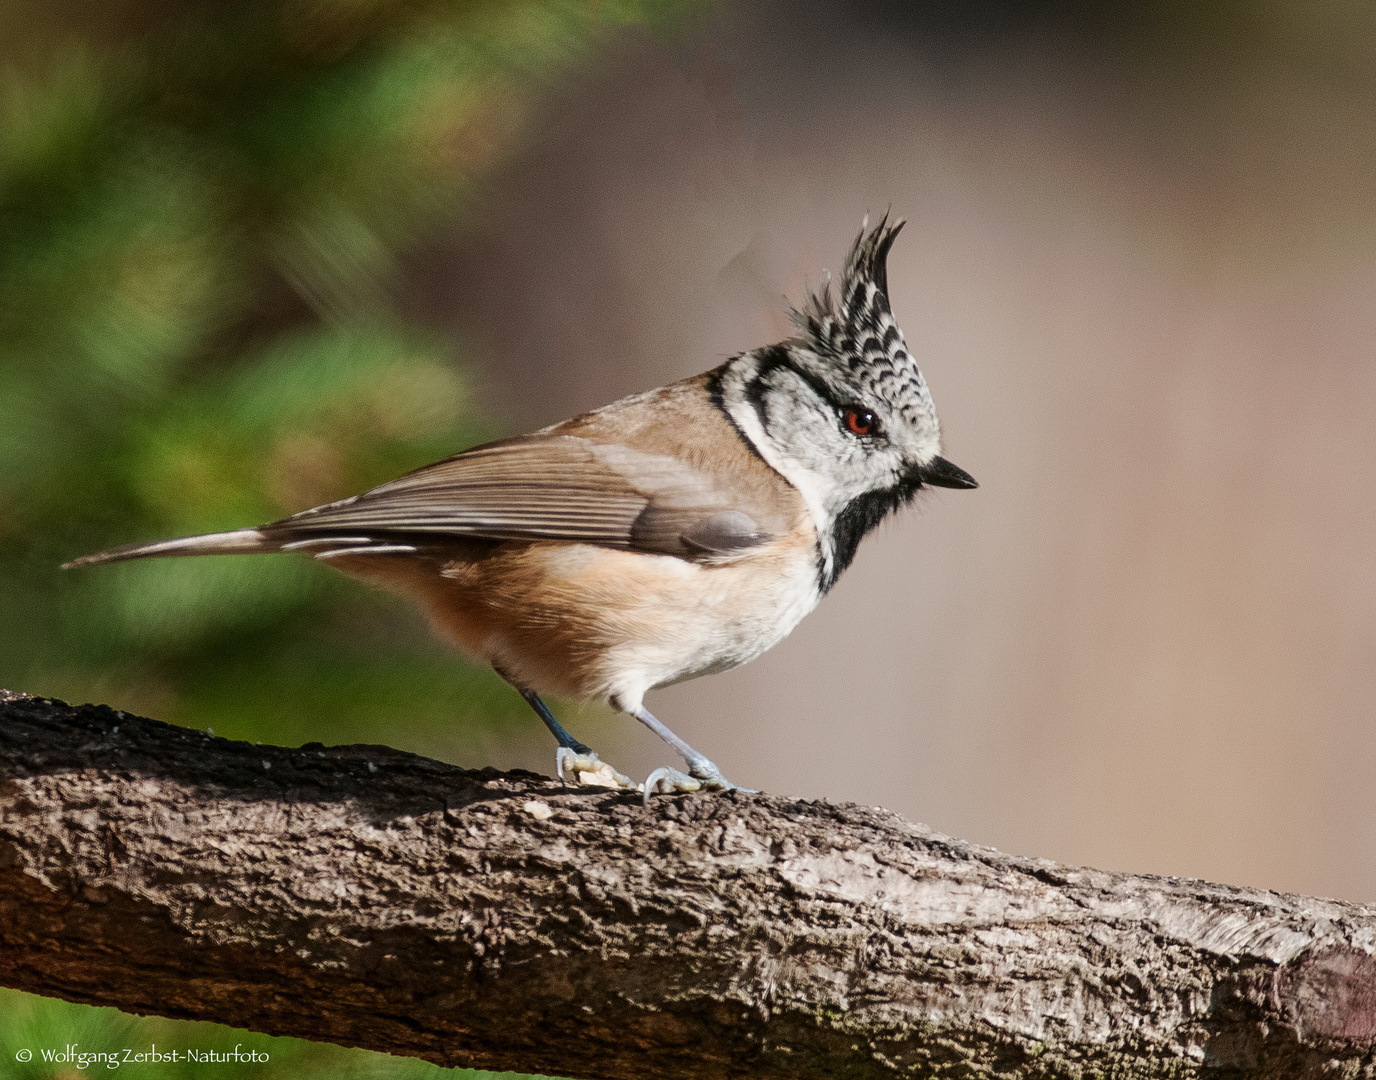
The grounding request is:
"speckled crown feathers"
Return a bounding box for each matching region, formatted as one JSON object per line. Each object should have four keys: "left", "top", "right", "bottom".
{"left": 789, "top": 215, "right": 937, "bottom": 431}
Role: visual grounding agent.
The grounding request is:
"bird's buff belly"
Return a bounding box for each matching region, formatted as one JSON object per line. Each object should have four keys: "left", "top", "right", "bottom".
{"left": 381, "top": 539, "right": 823, "bottom": 709}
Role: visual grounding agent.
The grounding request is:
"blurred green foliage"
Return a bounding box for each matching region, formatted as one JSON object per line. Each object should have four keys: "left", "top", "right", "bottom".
{"left": 0, "top": 985, "right": 531, "bottom": 1078}
{"left": 0, "top": 0, "right": 704, "bottom": 751}
{"left": 0, "top": 0, "right": 704, "bottom": 1073}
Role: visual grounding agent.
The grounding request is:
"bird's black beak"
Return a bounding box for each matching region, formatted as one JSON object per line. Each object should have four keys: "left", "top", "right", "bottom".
{"left": 921, "top": 456, "right": 978, "bottom": 489}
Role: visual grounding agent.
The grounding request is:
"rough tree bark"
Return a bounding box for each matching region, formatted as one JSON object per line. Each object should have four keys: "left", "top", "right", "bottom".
{"left": 2, "top": 691, "right": 1375, "bottom": 1079}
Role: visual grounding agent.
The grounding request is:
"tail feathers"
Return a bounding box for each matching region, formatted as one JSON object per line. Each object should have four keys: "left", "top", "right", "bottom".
{"left": 62, "top": 529, "right": 275, "bottom": 569}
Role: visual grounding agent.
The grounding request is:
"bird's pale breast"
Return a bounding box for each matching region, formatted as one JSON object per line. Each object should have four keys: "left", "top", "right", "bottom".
{"left": 326, "top": 520, "right": 821, "bottom": 714}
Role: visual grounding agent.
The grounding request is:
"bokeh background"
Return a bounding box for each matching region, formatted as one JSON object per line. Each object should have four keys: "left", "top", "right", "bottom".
{"left": 4, "top": 0, "right": 1376, "bottom": 1075}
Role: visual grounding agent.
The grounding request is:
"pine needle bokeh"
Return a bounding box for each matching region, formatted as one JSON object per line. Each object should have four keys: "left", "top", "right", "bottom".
{"left": 2, "top": 0, "right": 704, "bottom": 748}
{"left": 1, "top": 0, "right": 707, "bottom": 1074}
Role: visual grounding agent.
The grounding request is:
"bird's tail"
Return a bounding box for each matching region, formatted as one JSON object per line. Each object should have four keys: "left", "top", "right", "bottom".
{"left": 62, "top": 529, "right": 275, "bottom": 569}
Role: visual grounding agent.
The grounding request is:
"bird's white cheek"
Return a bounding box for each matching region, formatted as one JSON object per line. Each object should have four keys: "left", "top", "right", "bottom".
{"left": 722, "top": 395, "right": 839, "bottom": 576}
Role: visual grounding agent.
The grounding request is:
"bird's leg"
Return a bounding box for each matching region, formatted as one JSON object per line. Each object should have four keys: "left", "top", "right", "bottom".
{"left": 516, "top": 687, "right": 635, "bottom": 790}
{"left": 630, "top": 704, "right": 753, "bottom": 802}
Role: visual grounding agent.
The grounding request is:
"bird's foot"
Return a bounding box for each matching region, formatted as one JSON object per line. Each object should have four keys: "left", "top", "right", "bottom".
{"left": 642, "top": 760, "right": 754, "bottom": 804}
{"left": 555, "top": 747, "right": 636, "bottom": 790}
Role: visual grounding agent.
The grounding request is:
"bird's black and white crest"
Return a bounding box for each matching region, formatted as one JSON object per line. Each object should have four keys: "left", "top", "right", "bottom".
{"left": 789, "top": 214, "right": 940, "bottom": 439}
{"left": 713, "top": 215, "right": 950, "bottom": 593}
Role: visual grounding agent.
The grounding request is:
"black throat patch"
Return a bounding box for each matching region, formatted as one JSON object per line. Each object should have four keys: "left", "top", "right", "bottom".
{"left": 822, "top": 472, "right": 923, "bottom": 593}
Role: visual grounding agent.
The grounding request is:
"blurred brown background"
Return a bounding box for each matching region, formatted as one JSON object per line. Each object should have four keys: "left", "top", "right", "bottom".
{"left": 410, "top": 1, "right": 1376, "bottom": 903}
{"left": 2, "top": 1, "right": 1375, "bottom": 1072}
{"left": 7, "top": 0, "right": 1375, "bottom": 910}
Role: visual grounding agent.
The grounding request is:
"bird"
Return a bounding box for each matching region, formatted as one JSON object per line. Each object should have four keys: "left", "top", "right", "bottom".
{"left": 65, "top": 216, "right": 977, "bottom": 798}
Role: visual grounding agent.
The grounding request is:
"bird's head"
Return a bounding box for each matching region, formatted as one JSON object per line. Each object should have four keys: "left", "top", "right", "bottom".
{"left": 716, "top": 215, "right": 976, "bottom": 590}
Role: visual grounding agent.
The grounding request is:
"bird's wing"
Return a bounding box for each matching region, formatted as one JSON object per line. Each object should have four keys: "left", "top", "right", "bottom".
{"left": 265, "top": 434, "right": 774, "bottom": 558}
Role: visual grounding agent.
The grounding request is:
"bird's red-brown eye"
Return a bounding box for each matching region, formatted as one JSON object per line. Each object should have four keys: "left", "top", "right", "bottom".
{"left": 845, "top": 407, "right": 878, "bottom": 437}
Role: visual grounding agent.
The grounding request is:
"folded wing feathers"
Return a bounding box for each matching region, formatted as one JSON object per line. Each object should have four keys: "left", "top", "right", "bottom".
{"left": 260, "top": 434, "right": 758, "bottom": 555}
{"left": 66, "top": 435, "right": 778, "bottom": 569}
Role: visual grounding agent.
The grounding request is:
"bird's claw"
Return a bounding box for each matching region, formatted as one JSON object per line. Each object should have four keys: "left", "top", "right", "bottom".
{"left": 555, "top": 747, "right": 636, "bottom": 790}
{"left": 642, "top": 762, "right": 754, "bottom": 805}
{"left": 642, "top": 766, "right": 704, "bottom": 803}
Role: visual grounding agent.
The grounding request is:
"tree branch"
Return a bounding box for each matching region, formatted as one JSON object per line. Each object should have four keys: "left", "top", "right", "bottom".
{"left": 1, "top": 690, "right": 1374, "bottom": 1078}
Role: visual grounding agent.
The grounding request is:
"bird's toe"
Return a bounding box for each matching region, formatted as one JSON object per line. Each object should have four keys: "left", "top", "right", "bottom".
{"left": 642, "top": 764, "right": 754, "bottom": 804}
{"left": 555, "top": 747, "right": 636, "bottom": 790}
{"left": 642, "top": 766, "right": 703, "bottom": 804}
